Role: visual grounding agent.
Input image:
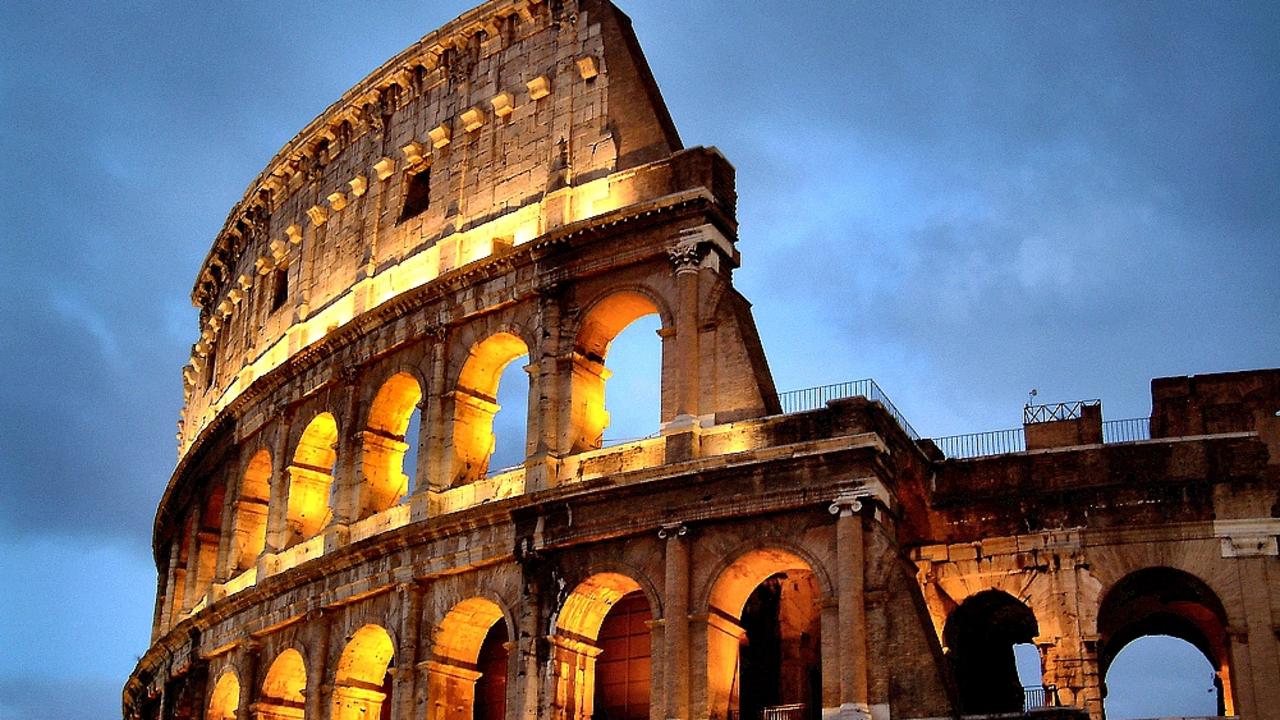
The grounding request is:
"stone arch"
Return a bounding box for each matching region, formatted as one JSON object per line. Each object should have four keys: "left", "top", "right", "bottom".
{"left": 568, "top": 288, "right": 671, "bottom": 452}
{"left": 426, "top": 597, "right": 511, "bottom": 720}
{"left": 169, "top": 512, "right": 195, "bottom": 622}
{"left": 190, "top": 483, "right": 226, "bottom": 609}
{"left": 699, "top": 540, "right": 835, "bottom": 617}
{"left": 207, "top": 669, "right": 241, "bottom": 720}
{"left": 573, "top": 559, "right": 665, "bottom": 623}
{"left": 229, "top": 448, "right": 271, "bottom": 573}
{"left": 332, "top": 624, "right": 396, "bottom": 720}
{"left": 449, "top": 331, "right": 531, "bottom": 486}
{"left": 1096, "top": 566, "right": 1233, "bottom": 715}
{"left": 259, "top": 647, "right": 307, "bottom": 719}
{"left": 549, "top": 572, "right": 655, "bottom": 720}
{"left": 359, "top": 371, "right": 423, "bottom": 517}
{"left": 284, "top": 412, "right": 339, "bottom": 547}
{"left": 704, "top": 546, "right": 829, "bottom": 720}
{"left": 942, "top": 589, "right": 1039, "bottom": 715}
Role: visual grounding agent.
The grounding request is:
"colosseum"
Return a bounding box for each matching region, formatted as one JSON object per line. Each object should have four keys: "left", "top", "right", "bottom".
{"left": 123, "top": 1, "right": 1280, "bottom": 719}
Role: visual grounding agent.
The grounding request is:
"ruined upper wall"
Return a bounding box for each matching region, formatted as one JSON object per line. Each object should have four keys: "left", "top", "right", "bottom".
{"left": 179, "top": 0, "right": 684, "bottom": 457}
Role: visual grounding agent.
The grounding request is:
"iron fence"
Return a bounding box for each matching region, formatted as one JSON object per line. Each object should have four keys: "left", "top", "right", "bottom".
{"left": 933, "top": 417, "right": 1153, "bottom": 459}
{"left": 761, "top": 704, "right": 807, "bottom": 720}
{"left": 776, "top": 379, "right": 920, "bottom": 440}
{"left": 1024, "top": 400, "right": 1100, "bottom": 424}
{"left": 1023, "top": 684, "right": 1058, "bottom": 711}
{"left": 932, "top": 427, "right": 1026, "bottom": 458}
{"left": 1102, "top": 416, "right": 1151, "bottom": 444}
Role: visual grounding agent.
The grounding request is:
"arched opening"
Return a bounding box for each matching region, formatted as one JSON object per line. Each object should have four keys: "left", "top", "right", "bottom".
{"left": 259, "top": 648, "right": 307, "bottom": 720}
{"left": 570, "top": 292, "right": 664, "bottom": 452}
{"left": 207, "top": 671, "right": 240, "bottom": 720}
{"left": 450, "top": 333, "right": 530, "bottom": 486}
{"left": 491, "top": 357, "right": 530, "bottom": 473}
{"left": 229, "top": 449, "right": 271, "bottom": 573}
{"left": 191, "top": 484, "right": 226, "bottom": 607}
{"left": 332, "top": 624, "right": 395, "bottom": 720}
{"left": 1098, "top": 567, "right": 1231, "bottom": 717}
{"left": 551, "top": 573, "right": 653, "bottom": 720}
{"left": 942, "top": 590, "right": 1039, "bottom": 715}
{"left": 285, "top": 413, "right": 339, "bottom": 547}
{"left": 1104, "top": 636, "right": 1218, "bottom": 719}
{"left": 361, "top": 372, "right": 423, "bottom": 517}
{"left": 706, "top": 549, "right": 822, "bottom": 720}
{"left": 426, "top": 598, "right": 508, "bottom": 720}
{"left": 169, "top": 515, "right": 194, "bottom": 622}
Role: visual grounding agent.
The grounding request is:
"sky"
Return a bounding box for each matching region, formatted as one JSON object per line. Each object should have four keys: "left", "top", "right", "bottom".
{"left": 1, "top": 1, "right": 1276, "bottom": 718}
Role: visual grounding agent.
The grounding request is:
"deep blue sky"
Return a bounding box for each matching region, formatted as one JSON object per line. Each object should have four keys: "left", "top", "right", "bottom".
{"left": 1, "top": 1, "right": 1276, "bottom": 718}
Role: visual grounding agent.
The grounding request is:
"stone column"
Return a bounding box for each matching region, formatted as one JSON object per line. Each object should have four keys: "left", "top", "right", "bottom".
{"left": 667, "top": 242, "right": 702, "bottom": 427}
{"left": 421, "top": 326, "right": 450, "bottom": 501}
{"left": 527, "top": 285, "right": 564, "bottom": 492}
{"left": 331, "top": 369, "right": 364, "bottom": 530}
{"left": 305, "top": 610, "right": 332, "bottom": 720}
{"left": 395, "top": 583, "right": 424, "bottom": 720}
{"left": 546, "top": 635, "right": 603, "bottom": 720}
{"left": 213, "top": 466, "right": 241, "bottom": 584}
{"left": 160, "top": 541, "right": 184, "bottom": 634}
{"left": 240, "top": 641, "right": 262, "bottom": 714}
{"left": 264, "top": 417, "right": 294, "bottom": 555}
{"left": 830, "top": 496, "right": 870, "bottom": 720}
{"left": 660, "top": 522, "right": 690, "bottom": 720}
{"left": 423, "top": 661, "right": 482, "bottom": 720}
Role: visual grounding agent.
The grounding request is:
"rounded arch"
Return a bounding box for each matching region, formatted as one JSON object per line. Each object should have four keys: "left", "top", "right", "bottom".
{"left": 332, "top": 624, "right": 396, "bottom": 720}
{"left": 260, "top": 647, "right": 307, "bottom": 708}
{"left": 555, "top": 572, "right": 645, "bottom": 641}
{"left": 573, "top": 287, "right": 672, "bottom": 361}
{"left": 433, "top": 596, "right": 509, "bottom": 666}
{"left": 207, "top": 670, "right": 241, "bottom": 720}
{"left": 334, "top": 623, "right": 396, "bottom": 687}
{"left": 285, "top": 412, "right": 339, "bottom": 545}
{"left": 359, "top": 371, "right": 424, "bottom": 516}
{"left": 703, "top": 544, "right": 827, "bottom": 720}
{"left": 364, "top": 368, "right": 425, "bottom": 434}
{"left": 574, "top": 560, "right": 665, "bottom": 622}
{"left": 188, "top": 483, "right": 226, "bottom": 610}
{"left": 702, "top": 542, "right": 834, "bottom": 618}
{"left": 1097, "top": 566, "right": 1232, "bottom": 714}
{"left": 568, "top": 288, "right": 670, "bottom": 453}
{"left": 942, "top": 589, "right": 1039, "bottom": 715}
{"left": 449, "top": 331, "right": 531, "bottom": 486}
{"left": 550, "top": 572, "right": 656, "bottom": 720}
{"left": 229, "top": 448, "right": 271, "bottom": 573}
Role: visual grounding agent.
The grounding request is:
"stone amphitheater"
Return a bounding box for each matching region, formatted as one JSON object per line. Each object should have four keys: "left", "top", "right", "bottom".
{"left": 123, "top": 1, "right": 1280, "bottom": 719}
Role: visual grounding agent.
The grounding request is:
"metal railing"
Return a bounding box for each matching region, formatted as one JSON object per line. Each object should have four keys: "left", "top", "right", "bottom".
{"left": 761, "top": 704, "right": 807, "bottom": 720}
{"left": 1024, "top": 681, "right": 1054, "bottom": 707}
{"left": 1023, "top": 684, "right": 1058, "bottom": 711}
{"left": 1102, "top": 416, "right": 1151, "bottom": 444}
{"left": 1024, "top": 400, "right": 1099, "bottom": 424}
{"left": 934, "top": 417, "right": 1152, "bottom": 459}
{"left": 776, "top": 379, "right": 920, "bottom": 440}
{"left": 933, "top": 427, "right": 1026, "bottom": 458}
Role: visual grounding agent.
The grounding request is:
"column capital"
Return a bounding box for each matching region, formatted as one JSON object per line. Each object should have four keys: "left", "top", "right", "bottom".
{"left": 658, "top": 521, "right": 688, "bottom": 540}
{"left": 828, "top": 494, "right": 866, "bottom": 517}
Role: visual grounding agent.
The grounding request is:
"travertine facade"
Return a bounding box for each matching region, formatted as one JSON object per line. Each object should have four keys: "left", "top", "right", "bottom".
{"left": 125, "top": 2, "right": 1280, "bottom": 720}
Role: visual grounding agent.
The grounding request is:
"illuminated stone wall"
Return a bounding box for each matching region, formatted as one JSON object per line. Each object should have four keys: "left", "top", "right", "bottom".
{"left": 179, "top": 0, "right": 682, "bottom": 458}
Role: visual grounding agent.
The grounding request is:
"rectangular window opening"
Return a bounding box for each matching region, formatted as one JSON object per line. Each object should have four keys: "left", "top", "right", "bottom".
{"left": 271, "top": 266, "right": 289, "bottom": 312}
{"left": 398, "top": 167, "right": 431, "bottom": 223}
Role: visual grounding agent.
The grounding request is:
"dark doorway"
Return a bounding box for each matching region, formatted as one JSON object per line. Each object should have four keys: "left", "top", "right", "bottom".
{"left": 594, "top": 591, "right": 651, "bottom": 720}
